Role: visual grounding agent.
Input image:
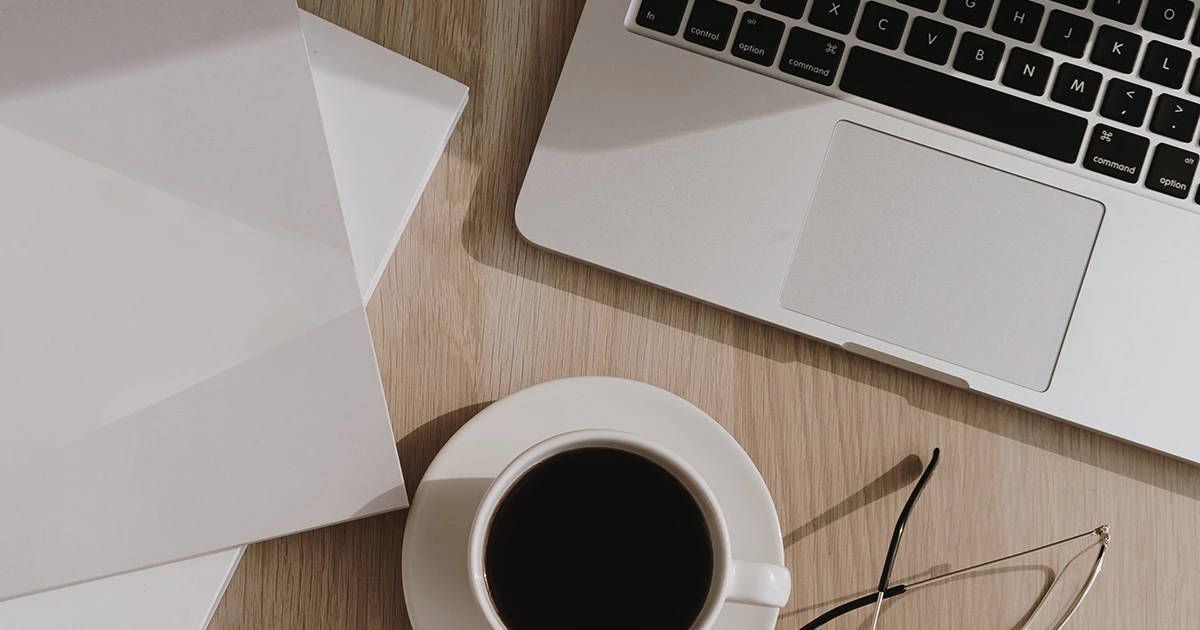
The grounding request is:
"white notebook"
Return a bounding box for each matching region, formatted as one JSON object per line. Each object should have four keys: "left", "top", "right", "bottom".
{"left": 0, "top": 10, "right": 468, "bottom": 629}
{"left": 0, "top": 0, "right": 409, "bottom": 604}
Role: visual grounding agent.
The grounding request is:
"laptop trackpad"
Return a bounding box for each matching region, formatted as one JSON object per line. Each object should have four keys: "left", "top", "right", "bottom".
{"left": 780, "top": 122, "right": 1104, "bottom": 391}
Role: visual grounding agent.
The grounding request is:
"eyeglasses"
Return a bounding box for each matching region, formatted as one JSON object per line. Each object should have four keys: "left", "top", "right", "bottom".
{"left": 798, "top": 448, "right": 1109, "bottom": 630}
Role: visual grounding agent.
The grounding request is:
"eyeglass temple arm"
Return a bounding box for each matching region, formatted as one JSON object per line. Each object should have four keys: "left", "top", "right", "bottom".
{"left": 798, "top": 449, "right": 941, "bottom": 630}
{"left": 904, "top": 525, "right": 1110, "bottom": 592}
{"left": 877, "top": 448, "right": 940, "bottom": 593}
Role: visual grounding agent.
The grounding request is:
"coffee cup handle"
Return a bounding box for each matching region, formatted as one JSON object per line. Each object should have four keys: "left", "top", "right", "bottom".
{"left": 726, "top": 559, "right": 792, "bottom": 608}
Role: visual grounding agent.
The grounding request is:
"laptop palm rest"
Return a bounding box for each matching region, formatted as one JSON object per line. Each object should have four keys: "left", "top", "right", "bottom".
{"left": 780, "top": 122, "right": 1104, "bottom": 391}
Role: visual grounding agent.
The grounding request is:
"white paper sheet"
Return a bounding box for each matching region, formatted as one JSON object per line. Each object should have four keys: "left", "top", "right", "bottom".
{"left": 0, "top": 10, "right": 467, "bottom": 628}
{"left": 0, "top": 0, "right": 406, "bottom": 602}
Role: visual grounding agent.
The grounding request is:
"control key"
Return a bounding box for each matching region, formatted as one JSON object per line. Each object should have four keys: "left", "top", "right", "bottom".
{"left": 1083, "top": 124, "right": 1150, "bottom": 183}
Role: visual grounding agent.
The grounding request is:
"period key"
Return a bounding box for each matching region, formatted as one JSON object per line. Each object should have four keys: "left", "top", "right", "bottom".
{"left": 1145, "top": 144, "right": 1198, "bottom": 198}
{"left": 1083, "top": 124, "right": 1150, "bottom": 183}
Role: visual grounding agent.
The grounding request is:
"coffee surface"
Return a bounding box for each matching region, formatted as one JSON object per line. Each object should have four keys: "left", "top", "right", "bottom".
{"left": 484, "top": 447, "right": 714, "bottom": 630}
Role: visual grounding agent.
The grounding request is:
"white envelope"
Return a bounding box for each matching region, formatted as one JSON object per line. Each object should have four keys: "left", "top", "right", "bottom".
{"left": 0, "top": 0, "right": 410, "bottom": 602}
{"left": 0, "top": 11, "right": 468, "bottom": 628}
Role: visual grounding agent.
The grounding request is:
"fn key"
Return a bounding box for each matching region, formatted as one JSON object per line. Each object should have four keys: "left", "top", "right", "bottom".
{"left": 779, "top": 26, "right": 846, "bottom": 85}
{"left": 635, "top": 0, "right": 689, "bottom": 35}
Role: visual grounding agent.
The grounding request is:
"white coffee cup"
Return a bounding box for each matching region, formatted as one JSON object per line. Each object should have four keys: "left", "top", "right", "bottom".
{"left": 467, "top": 428, "right": 791, "bottom": 630}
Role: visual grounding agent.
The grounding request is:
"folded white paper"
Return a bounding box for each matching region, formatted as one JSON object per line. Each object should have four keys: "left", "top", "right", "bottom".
{"left": 0, "top": 0, "right": 408, "bottom": 602}
{"left": 0, "top": 9, "right": 467, "bottom": 629}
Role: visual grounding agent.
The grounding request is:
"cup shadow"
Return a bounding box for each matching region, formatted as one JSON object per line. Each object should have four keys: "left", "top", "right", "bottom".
{"left": 396, "top": 401, "right": 494, "bottom": 501}
{"left": 392, "top": 402, "right": 495, "bottom": 630}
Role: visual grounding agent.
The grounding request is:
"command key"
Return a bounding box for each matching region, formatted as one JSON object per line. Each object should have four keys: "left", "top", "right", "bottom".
{"left": 1083, "top": 124, "right": 1149, "bottom": 184}
{"left": 779, "top": 27, "right": 845, "bottom": 86}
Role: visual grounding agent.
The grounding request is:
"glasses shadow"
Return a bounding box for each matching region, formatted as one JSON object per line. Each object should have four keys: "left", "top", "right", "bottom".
{"left": 784, "top": 454, "right": 924, "bottom": 548}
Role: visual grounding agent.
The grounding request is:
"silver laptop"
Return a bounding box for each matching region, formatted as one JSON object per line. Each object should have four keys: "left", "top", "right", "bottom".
{"left": 515, "top": 0, "right": 1200, "bottom": 462}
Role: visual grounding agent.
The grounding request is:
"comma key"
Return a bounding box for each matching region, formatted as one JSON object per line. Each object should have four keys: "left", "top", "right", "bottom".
{"left": 779, "top": 26, "right": 846, "bottom": 86}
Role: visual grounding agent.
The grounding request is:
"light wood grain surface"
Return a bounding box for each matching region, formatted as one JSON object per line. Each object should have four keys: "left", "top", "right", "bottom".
{"left": 209, "top": 1, "right": 1200, "bottom": 628}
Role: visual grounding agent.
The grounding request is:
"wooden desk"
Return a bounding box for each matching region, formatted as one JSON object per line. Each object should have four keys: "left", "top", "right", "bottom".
{"left": 210, "top": 1, "right": 1200, "bottom": 627}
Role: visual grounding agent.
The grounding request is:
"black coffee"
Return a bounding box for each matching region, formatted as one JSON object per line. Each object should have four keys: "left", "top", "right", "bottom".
{"left": 483, "top": 447, "right": 714, "bottom": 630}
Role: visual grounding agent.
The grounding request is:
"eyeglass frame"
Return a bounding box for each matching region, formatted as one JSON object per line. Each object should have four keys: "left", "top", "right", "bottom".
{"left": 797, "top": 448, "right": 1110, "bottom": 630}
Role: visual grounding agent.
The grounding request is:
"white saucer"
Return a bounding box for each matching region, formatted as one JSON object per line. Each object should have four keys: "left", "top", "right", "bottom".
{"left": 402, "top": 377, "right": 785, "bottom": 630}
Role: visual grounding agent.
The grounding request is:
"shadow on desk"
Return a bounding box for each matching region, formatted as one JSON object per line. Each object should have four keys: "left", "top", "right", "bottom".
{"left": 220, "top": 403, "right": 493, "bottom": 630}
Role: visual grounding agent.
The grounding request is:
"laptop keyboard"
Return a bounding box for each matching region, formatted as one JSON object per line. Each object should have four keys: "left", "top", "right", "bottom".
{"left": 628, "top": 0, "right": 1200, "bottom": 206}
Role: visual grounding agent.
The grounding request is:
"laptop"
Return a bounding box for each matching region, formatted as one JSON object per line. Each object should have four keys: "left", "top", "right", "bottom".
{"left": 515, "top": 0, "right": 1200, "bottom": 462}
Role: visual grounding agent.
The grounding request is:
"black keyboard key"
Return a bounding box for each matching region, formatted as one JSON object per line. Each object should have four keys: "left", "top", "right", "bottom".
{"left": 762, "top": 0, "right": 809, "bottom": 18}
{"left": 1143, "top": 0, "right": 1194, "bottom": 38}
{"left": 1054, "top": 0, "right": 1088, "bottom": 8}
{"left": 1083, "top": 125, "right": 1149, "bottom": 182}
{"left": 1041, "top": 10, "right": 1093, "bottom": 58}
{"left": 636, "top": 0, "right": 690, "bottom": 35}
{"left": 954, "top": 32, "right": 1006, "bottom": 78}
{"left": 944, "top": 0, "right": 997, "bottom": 25}
{"left": 733, "top": 12, "right": 787, "bottom": 65}
{"left": 1100, "top": 78, "right": 1152, "bottom": 125}
{"left": 1002, "top": 47, "right": 1054, "bottom": 95}
{"left": 1090, "top": 25, "right": 1141, "bottom": 73}
{"left": 1149, "top": 94, "right": 1200, "bottom": 140}
{"left": 1051, "top": 64, "right": 1103, "bottom": 110}
{"left": 899, "top": 0, "right": 941, "bottom": 11}
{"left": 780, "top": 26, "right": 846, "bottom": 84}
{"left": 1146, "top": 144, "right": 1198, "bottom": 197}
{"left": 810, "top": 0, "right": 862, "bottom": 33}
{"left": 1140, "top": 41, "right": 1191, "bottom": 88}
{"left": 839, "top": 46, "right": 1088, "bottom": 162}
{"left": 905, "top": 16, "right": 957, "bottom": 63}
{"left": 1190, "top": 59, "right": 1200, "bottom": 95}
{"left": 1092, "top": 0, "right": 1143, "bottom": 23}
{"left": 857, "top": 2, "right": 910, "bottom": 48}
{"left": 684, "top": 0, "right": 739, "bottom": 50}
{"left": 993, "top": 0, "right": 1046, "bottom": 41}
